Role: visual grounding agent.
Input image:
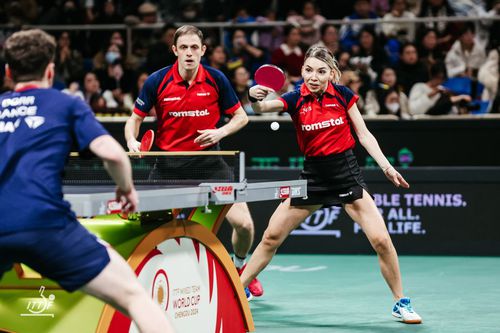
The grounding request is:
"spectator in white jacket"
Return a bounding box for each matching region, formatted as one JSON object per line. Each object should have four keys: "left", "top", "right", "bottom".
{"left": 382, "top": 0, "right": 416, "bottom": 42}
{"left": 409, "top": 61, "right": 471, "bottom": 115}
{"left": 445, "top": 23, "right": 486, "bottom": 78}
{"left": 478, "top": 44, "right": 499, "bottom": 101}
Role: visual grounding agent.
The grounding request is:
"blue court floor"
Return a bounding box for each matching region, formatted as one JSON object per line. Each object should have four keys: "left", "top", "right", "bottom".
{"left": 250, "top": 255, "right": 500, "bottom": 333}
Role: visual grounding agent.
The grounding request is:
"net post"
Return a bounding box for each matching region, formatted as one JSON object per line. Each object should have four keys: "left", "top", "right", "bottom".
{"left": 239, "top": 151, "right": 246, "bottom": 183}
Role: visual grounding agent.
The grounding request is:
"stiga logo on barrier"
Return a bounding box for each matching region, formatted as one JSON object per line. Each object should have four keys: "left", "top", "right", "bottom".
{"left": 291, "top": 207, "right": 342, "bottom": 237}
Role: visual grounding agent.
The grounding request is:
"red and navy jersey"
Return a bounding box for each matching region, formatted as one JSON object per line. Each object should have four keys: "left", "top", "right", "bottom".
{"left": 134, "top": 61, "right": 241, "bottom": 151}
{"left": 279, "top": 82, "right": 359, "bottom": 157}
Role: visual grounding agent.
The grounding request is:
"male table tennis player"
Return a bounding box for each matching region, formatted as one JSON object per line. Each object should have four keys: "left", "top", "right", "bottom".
{"left": 0, "top": 29, "right": 174, "bottom": 333}
{"left": 125, "top": 25, "right": 263, "bottom": 299}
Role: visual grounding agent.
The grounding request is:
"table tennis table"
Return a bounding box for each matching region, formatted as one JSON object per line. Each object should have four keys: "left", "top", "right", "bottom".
{"left": 1, "top": 179, "right": 307, "bottom": 333}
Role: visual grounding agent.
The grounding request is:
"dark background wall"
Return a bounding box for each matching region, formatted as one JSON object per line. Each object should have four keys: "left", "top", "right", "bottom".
{"left": 103, "top": 118, "right": 500, "bottom": 168}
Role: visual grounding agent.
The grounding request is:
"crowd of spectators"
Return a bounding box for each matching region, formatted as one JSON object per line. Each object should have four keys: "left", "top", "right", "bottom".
{"left": 0, "top": 0, "right": 499, "bottom": 117}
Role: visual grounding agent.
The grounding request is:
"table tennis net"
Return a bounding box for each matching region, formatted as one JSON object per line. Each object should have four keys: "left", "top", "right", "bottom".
{"left": 63, "top": 151, "right": 243, "bottom": 185}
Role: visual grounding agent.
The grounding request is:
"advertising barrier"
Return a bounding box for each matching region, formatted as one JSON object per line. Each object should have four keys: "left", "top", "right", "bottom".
{"left": 217, "top": 168, "right": 500, "bottom": 256}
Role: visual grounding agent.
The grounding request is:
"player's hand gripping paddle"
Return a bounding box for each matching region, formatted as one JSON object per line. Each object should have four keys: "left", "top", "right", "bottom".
{"left": 254, "top": 64, "right": 286, "bottom": 92}
{"left": 140, "top": 129, "right": 154, "bottom": 152}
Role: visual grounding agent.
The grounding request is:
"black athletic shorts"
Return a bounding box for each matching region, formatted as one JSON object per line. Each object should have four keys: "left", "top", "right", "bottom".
{"left": 149, "top": 144, "right": 234, "bottom": 183}
{"left": 291, "top": 149, "right": 369, "bottom": 207}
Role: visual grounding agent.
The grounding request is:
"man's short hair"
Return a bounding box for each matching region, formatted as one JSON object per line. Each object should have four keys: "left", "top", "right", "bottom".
{"left": 173, "top": 25, "right": 204, "bottom": 46}
{"left": 4, "top": 29, "right": 56, "bottom": 83}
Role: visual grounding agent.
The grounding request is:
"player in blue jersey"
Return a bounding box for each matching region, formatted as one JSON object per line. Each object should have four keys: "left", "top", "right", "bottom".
{"left": 0, "top": 29, "right": 174, "bottom": 333}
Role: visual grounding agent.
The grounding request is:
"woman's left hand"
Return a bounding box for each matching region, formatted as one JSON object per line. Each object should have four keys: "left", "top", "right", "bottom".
{"left": 384, "top": 166, "right": 410, "bottom": 188}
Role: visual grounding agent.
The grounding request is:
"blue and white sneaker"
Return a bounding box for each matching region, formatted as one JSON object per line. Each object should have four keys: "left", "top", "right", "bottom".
{"left": 245, "top": 287, "right": 253, "bottom": 301}
{"left": 392, "top": 297, "right": 422, "bottom": 324}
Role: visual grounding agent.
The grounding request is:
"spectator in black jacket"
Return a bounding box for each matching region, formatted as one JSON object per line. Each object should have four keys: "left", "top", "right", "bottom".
{"left": 397, "top": 42, "right": 429, "bottom": 94}
{"left": 145, "top": 23, "right": 177, "bottom": 73}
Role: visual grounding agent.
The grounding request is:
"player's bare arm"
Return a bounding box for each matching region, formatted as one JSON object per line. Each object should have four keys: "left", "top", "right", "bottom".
{"left": 194, "top": 107, "right": 249, "bottom": 147}
{"left": 124, "top": 113, "right": 145, "bottom": 152}
{"left": 249, "top": 85, "right": 285, "bottom": 113}
{"left": 89, "top": 135, "right": 138, "bottom": 212}
{"left": 347, "top": 104, "right": 409, "bottom": 188}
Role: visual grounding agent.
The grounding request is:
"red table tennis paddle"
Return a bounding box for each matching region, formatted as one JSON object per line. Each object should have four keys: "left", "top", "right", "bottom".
{"left": 254, "top": 64, "right": 286, "bottom": 91}
{"left": 140, "top": 129, "right": 154, "bottom": 152}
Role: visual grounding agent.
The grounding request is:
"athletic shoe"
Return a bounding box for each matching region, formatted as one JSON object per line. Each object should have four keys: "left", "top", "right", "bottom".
{"left": 237, "top": 264, "right": 264, "bottom": 297}
{"left": 392, "top": 297, "right": 422, "bottom": 324}
{"left": 245, "top": 287, "right": 253, "bottom": 301}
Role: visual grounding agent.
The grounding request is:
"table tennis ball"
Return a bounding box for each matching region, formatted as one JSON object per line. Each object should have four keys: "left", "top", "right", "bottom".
{"left": 270, "top": 121, "right": 280, "bottom": 131}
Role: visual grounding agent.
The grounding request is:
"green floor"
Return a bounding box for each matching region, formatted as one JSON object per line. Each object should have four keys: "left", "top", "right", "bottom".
{"left": 249, "top": 255, "right": 500, "bottom": 333}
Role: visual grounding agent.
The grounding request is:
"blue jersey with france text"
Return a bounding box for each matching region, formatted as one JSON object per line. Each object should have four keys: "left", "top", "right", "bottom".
{"left": 0, "top": 87, "right": 107, "bottom": 233}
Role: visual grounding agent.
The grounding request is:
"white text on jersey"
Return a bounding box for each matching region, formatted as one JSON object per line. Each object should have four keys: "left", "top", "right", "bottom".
{"left": 301, "top": 117, "right": 344, "bottom": 132}
{"left": 168, "top": 109, "right": 210, "bottom": 117}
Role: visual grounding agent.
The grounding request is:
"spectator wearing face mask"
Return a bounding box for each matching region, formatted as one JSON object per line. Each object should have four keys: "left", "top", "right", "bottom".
{"left": 376, "top": 87, "right": 411, "bottom": 118}
{"left": 94, "top": 43, "right": 136, "bottom": 111}
{"left": 364, "top": 66, "right": 410, "bottom": 118}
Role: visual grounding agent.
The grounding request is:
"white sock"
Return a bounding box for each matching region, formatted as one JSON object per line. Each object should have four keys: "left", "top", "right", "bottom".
{"left": 233, "top": 255, "right": 246, "bottom": 269}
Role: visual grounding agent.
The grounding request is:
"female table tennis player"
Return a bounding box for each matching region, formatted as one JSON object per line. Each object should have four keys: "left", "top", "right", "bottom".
{"left": 242, "top": 45, "right": 422, "bottom": 324}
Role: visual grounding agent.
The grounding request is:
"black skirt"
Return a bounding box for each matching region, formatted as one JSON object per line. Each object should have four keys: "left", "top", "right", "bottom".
{"left": 291, "top": 149, "right": 369, "bottom": 207}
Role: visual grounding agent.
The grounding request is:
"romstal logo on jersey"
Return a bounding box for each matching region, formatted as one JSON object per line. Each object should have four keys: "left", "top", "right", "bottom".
{"left": 0, "top": 96, "right": 40, "bottom": 133}
{"left": 301, "top": 117, "right": 344, "bottom": 132}
{"left": 168, "top": 109, "right": 210, "bottom": 117}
